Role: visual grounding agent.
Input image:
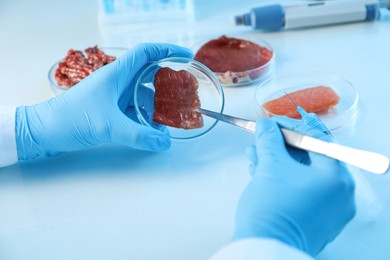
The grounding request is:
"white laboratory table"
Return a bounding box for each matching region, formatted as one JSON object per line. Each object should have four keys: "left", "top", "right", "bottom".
{"left": 1, "top": 1, "right": 390, "bottom": 259}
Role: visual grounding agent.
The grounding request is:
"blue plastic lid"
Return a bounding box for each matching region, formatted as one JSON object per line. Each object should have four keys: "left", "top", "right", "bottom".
{"left": 249, "top": 4, "right": 285, "bottom": 30}
{"left": 365, "top": 3, "right": 380, "bottom": 21}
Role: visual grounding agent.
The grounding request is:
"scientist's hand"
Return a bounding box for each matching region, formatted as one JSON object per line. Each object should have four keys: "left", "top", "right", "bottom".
{"left": 16, "top": 43, "right": 193, "bottom": 160}
{"left": 233, "top": 116, "right": 356, "bottom": 256}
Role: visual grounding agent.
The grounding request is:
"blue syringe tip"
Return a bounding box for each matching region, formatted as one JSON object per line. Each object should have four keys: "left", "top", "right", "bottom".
{"left": 297, "top": 106, "right": 307, "bottom": 117}
{"left": 297, "top": 106, "right": 334, "bottom": 139}
{"left": 235, "top": 13, "right": 251, "bottom": 26}
{"left": 235, "top": 15, "right": 245, "bottom": 25}
{"left": 234, "top": 4, "right": 284, "bottom": 30}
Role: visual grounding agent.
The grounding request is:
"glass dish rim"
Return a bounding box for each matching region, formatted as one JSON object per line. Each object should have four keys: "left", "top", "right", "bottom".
{"left": 255, "top": 70, "right": 359, "bottom": 130}
{"left": 134, "top": 56, "right": 225, "bottom": 140}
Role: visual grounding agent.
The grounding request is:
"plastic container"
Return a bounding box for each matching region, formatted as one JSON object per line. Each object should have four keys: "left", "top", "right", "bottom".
{"left": 134, "top": 57, "right": 224, "bottom": 140}
{"left": 48, "top": 47, "right": 128, "bottom": 96}
{"left": 255, "top": 71, "right": 359, "bottom": 131}
{"left": 98, "top": 0, "right": 195, "bottom": 26}
{"left": 98, "top": 0, "right": 195, "bottom": 48}
{"left": 192, "top": 35, "right": 275, "bottom": 87}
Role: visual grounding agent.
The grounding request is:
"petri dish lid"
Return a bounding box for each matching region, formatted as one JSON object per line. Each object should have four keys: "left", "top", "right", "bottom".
{"left": 255, "top": 71, "right": 359, "bottom": 131}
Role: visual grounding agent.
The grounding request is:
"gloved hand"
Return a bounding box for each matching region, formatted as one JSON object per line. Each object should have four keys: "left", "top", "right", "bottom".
{"left": 233, "top": 116, "right": 356, "bottom": 256}
{"left": 16, "top": 43, "right": 193, "bottom": 160}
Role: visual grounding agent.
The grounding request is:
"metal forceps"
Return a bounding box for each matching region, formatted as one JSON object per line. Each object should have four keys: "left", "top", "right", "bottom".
{"left": 196, "top": 108, "right": 389, "bottom": 175}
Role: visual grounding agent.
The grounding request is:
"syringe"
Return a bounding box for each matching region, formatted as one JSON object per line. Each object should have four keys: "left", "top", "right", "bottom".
{"left": 296, "top": 105, "right": 336, "bottom": 140}
{"left": 235, "top": 0, "right": 390, "bottom": 31}
{"left": 283, "top": 90, "right": 335, "bottom": 139}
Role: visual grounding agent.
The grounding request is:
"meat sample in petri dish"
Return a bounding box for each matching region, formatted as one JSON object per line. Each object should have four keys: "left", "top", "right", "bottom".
{"left": 153, "top": 67, "right": 204, "bottom": 129}
{"left": 194, "top": 35, "right": 274, "bottom": 86}
{"left": 262, "top": 86, "right": 340, "bottom": 118}
{"left": 55, "top": 46, "right": 116, "bottom": 88}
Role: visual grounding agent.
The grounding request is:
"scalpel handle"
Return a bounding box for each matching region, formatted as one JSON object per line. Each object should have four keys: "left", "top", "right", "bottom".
{"left": 325, "top": 143, "right": 390, "bottom": 175}
{"left": 197, "top": 108, "right": 389, "bottom": 174}
{"left": 281, "top": 128, "right": 389, "bottom": 175}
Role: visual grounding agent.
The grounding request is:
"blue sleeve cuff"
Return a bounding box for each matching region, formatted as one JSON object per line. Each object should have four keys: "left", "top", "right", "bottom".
{"left": 0, "top": 105, "right": 18, "bottom": 167}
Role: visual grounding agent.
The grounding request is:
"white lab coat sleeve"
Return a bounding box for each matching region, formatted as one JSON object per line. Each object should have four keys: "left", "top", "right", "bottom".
{"left": 0, "top": 105, "right": 18, "bottom": 167}
{"left": 210, "top": 238, "right": 313, "bottom": 260}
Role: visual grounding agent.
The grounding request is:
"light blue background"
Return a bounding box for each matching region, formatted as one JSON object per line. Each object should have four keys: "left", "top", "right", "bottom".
{"left": 1, "top": 1, "right": 390, "bottom": 259}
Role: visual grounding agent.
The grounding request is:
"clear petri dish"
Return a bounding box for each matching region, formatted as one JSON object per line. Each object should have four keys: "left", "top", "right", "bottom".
{"left": 255, "top": 71, "right": 359, "bottom": 131}
{"left": 48, "top": 47, "right": 128, "bottom": 95}
{"left": 192, "top": 35, "right": 275, "bottom": 87}
{"left": 134, "top": 57, "right": 225, "bottom": 140}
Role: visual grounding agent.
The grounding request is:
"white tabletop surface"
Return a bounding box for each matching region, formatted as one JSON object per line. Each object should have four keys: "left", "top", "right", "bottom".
{"left": 1, "top": 0, "right": 390, "bottom": 259}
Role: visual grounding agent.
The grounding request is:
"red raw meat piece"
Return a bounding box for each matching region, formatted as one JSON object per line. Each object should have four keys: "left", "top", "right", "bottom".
{"left": 194, "top": 35, "right": 273, "bottom": 73}
{"left": 153, "top": 67, "right": 204, "bottom": 129}
{"left": 54, "top": 46, "right": 116, "bottom": 88}
{"left": 262, "top": 86, "right": 340, "bottom": 118}
{"left": 85, "top": 46, "right": 116, "bottom": 70}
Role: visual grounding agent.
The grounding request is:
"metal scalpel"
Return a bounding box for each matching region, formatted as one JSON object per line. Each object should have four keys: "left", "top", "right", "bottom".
{"left": 196, "top": 108, "right": 389, "bottom": 175}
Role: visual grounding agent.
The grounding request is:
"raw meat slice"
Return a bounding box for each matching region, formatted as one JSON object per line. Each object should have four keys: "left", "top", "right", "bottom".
{"left": 153, "top": 67, "right": 204, "bottom": 129}
{"left": 194, "top": 35, "right": 273, "bottom": 73}
{"left": 262, "top": 86, "right": 339, "bottom": 118}
{"left": 55, "top": 46, "right": 116, "bottom": 88}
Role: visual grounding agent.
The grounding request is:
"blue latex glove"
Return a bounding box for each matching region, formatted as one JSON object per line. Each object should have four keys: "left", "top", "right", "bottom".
{"left": 16, "top": 43, "right": 193, "bottom": 160}
{"left": 234, "top": 116, "right": 356, "bottom": 256}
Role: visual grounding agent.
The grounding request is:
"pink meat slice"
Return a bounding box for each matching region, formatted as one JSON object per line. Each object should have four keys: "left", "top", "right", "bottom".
{"left": 153, "top": 67, "right": 204, "bottom": 129}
